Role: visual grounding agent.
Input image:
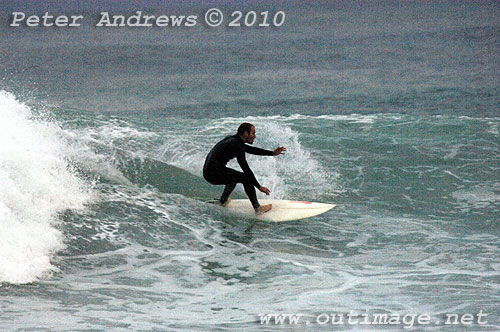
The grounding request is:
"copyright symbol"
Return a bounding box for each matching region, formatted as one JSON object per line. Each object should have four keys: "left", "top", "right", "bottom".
{"left": 204, "top": 8, "right": 223, "bottom": 27}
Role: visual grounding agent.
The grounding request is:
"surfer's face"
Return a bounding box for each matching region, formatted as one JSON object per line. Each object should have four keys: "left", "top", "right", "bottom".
{"left": 243, "top": 126, "right": 256, "bottom": 144}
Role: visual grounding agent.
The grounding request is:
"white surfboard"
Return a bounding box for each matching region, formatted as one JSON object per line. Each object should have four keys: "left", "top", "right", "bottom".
{"left": 212, "top": 199, "right": 335, "bottom": 222}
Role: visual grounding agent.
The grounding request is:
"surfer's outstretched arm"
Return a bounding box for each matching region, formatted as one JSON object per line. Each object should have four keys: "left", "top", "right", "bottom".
{"left": 244, "top": 145, "right": 286, "bottom": 156}
{"left": 243, "top": 145, "right": 273, "bottom": 156}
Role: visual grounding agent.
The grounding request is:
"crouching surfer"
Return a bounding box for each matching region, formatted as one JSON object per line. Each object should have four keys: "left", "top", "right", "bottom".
{"left": 203, "top": 123, "right": 286, "bottom": 215}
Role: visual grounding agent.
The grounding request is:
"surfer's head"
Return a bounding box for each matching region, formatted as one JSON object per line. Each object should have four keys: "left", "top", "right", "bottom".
{"left": 238, "top": 122, "right": 256, "bottom": 144}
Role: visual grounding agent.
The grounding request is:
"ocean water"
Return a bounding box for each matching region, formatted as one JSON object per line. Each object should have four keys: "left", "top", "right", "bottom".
{"left": 1, "top": 1, "right": 499, "bottom": 331}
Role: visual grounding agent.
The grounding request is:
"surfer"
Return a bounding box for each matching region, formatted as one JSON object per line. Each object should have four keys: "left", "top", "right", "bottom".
{"left": 203, "top": 123, "right": 286, "bottom": 215}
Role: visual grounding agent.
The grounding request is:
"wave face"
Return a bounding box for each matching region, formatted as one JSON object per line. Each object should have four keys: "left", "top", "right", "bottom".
{"left": 0, "top": 91, "right": 91, "bottom": 284}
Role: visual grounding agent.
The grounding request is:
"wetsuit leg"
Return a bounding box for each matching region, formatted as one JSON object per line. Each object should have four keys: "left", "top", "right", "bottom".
{"left": 204, "top": 167, "right": 260, "bottom": 209}
{"left": 240, "top": 180, "right": 260, "bottom": 209}
{"left": 220, "top": 183, "right": 237, "bottom": 204}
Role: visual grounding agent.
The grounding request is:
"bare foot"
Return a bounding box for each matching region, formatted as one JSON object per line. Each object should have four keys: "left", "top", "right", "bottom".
{"left": 255, "top": 204, "right": 272, "bottom": 215}
{"left": 219, "top": 197, "right": 232, "bottom": 207}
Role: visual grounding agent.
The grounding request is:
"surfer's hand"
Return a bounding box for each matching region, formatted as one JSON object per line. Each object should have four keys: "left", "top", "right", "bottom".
{"left": 259, "top": 186, "right": 271, "bottom": 195}
{"left": 273, "top": 146, "right": 286, "bottom": 156}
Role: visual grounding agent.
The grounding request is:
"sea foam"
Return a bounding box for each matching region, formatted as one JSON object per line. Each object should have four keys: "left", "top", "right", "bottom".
{"left": 0, "top": 91, "right": 91, "bottom": 284}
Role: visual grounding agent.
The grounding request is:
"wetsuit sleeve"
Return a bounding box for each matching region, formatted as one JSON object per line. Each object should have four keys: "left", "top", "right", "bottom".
{"left": 243, "top": 145, "right": 274, "bottom": 156}
{"left": 236, "top": 153, "right": 261, "bottom": 188}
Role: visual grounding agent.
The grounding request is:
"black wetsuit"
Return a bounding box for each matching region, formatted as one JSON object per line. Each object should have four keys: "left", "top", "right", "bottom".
{"left": 203, "top": 135, "right": 273, "bottom": 209}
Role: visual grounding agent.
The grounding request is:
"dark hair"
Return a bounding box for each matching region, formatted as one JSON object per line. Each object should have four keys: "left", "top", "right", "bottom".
{"left": 237, "top": 122, "right": 254, "bottom": 136}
